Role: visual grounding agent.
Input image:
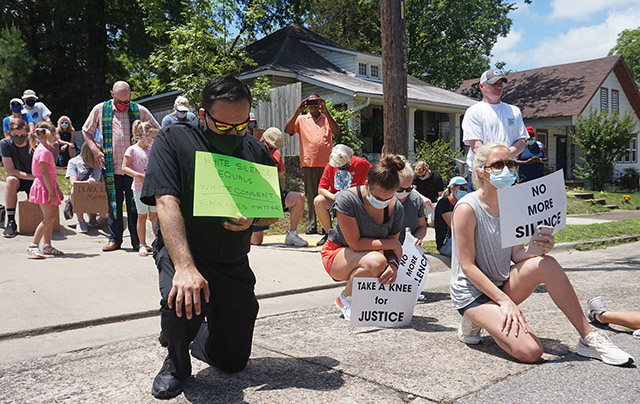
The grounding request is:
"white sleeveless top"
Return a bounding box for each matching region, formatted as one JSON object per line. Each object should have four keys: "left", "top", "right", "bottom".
{"left": 449, "top": 192, "right": 512, "bottom": 309}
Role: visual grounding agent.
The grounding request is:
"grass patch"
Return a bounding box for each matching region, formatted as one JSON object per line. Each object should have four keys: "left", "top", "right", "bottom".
{"left": 0, "top": 167, "right": 71, "bottom": 195}
{"left": 555, "top": 219, "right": 640, "bottom": 243}
{"left": 567, "top": 190, "right": 640, "bottom": 214}
{"left": 575, "top": 237, "right": 639, "bottom": 251}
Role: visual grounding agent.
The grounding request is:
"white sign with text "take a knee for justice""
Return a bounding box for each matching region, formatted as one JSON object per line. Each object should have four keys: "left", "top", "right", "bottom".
{"left": 497, "top": 170, "right": 567, "bottom": 248}
{"left": 350, "top": 277, "right": 415, "bottom": 327}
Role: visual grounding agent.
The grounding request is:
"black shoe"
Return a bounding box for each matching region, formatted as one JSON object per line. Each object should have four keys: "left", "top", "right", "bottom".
{"left": 158, "top": 331, "right": 168, "bottom": 347}
{"left": 3, "top": 220, "right": 17, "bottom": 238}
{"left": 305, "top": 224, "right": 318, "bottom": 235}
{"left": 151, "top": 355, "right": 184, "bottom": 399}
{"left": 316, "top": 233, "right": 328, "bottom": 246}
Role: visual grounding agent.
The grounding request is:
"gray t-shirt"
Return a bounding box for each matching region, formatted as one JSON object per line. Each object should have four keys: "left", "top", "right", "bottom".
{"left": 161, "top": 112, "right": 197, "bottom": 128}
{"left": 0, "top": 137, "right": 32, "bottom": 173}
{"left": 449, "top": 192, "right": 512, "bottom": 309}
{"left": 399, "top": 190, "right": 424, "bottom": 244}
{"left": 65, "top": 155, "right": 102, "bottom": 182}
{"left": 328, "top": 187, "right": 404, "bottom": 247}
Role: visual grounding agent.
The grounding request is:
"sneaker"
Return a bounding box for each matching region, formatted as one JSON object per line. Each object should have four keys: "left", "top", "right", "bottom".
{"left": 585, "top": 296, "right": 608, "bottom": 325}
{"left": 316, "top": 233, "right": 328, "bottom": 246}
{"left": 335, "top": 293, "right": 351, "bottom": 321}
{"left": 139, "top": 244, "right": 149, "bottom": 256}
{"left": 633, "top": 329, "right": 640, "bottom": 339}
{"left": 151, "top": 355, "right": 183, "bottom": 399}
{"left": 285, "top": 230, "right": 308, "bottom": 247}
{"left": 457, "top": 315, "right": 482, "bottom": 344}
{"left": 26, "top": 244, "right": 46, "bottom": 259}
{"left": 88, "top": 214, "right": 99, "bottom": 227}
{"left": 3, "top": 220, "right": 17, "bottom": 238}
{"left": 576, "top": 331, "right": 634, "bottom": 366}
{"left": 76, "top": 220, "right": 88, "bottom": 233}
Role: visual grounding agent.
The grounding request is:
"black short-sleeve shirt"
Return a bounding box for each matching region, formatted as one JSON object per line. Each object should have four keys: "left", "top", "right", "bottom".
{"left": 412, "top": 170, "right": 444, "bottom": 203}
{"left": 141, "top": 121, "right": 274, "bottom": 267}
{"left": 0, "top": 138, "right": 33, "bottom": 174}
{"left": 434, "top": 196, "right": 454, "bottom": 249}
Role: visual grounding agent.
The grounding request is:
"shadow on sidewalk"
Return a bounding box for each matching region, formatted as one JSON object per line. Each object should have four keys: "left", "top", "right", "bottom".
{"left": 465, "top": 336, "right": 571, "bottom": 363}
{"left": 183, "top": 356, "right": 343, "bottom": 403}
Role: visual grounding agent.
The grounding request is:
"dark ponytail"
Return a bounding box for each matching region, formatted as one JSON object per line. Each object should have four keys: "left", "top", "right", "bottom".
{"left": 366, "top": 154, "right": 405, "bottom": 190}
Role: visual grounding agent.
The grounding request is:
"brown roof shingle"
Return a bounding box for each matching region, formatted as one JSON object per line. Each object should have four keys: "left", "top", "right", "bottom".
{"left": 456, "top": 55, "right": 640, "bottom": 120}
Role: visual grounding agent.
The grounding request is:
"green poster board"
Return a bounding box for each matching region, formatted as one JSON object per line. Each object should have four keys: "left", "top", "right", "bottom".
{"left": 193, "top": 151, "right": 284, "bottom": 218}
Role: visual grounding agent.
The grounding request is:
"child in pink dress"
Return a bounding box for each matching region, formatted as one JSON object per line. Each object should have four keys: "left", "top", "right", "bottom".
{"left": 122, "top": 120, "right": 158, "bottom": 256}
{"left": 27, "top": 125, "right": 64, "bottom": 258}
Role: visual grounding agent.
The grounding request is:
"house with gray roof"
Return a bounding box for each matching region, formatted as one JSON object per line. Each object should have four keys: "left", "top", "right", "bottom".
{"left": 457, "top": 55, "right": 640, "bottom": 182}
{"left": 239, "top": 24, "right": 476, "bottom": 157}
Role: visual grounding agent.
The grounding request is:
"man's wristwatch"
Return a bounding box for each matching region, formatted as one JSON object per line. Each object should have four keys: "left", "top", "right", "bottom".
{"left": 388, "top": 259, "right": 399, "bottom": 268}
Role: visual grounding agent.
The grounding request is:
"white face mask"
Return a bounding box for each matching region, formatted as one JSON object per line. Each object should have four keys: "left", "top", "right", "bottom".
{"left": 366, "top": 191, "right": 392, "bottom": 209}
{"left": 176, "top": 110, "right": 187, "bottom": 119}
{"left": 395, "top": 190, "right": 411, "bottom": 199}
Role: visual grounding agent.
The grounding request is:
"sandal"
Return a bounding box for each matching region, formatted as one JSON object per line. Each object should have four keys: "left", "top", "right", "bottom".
{"left": 42, "top": 244, "right": 64, "bottom": 256}
{"left": 26, "top": 244, "right": 46, "bottom": 259}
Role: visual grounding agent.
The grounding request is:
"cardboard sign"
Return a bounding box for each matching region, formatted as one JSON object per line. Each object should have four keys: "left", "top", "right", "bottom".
{"left": 193, "top": 151, "right": 283, "bottom": 218}
{"left": 497, "top": 170, "right": 567, "bottom": 248}
{"left": 396, "top": 231, "right": 431, "bottom": 300}
{"left": 73, "top": 181, "right": 108, "bottom": 215}
{"left": 18, "top": 200, "right": 60, "bottom": 234}
{"left": 351, "top": 277, "right": 416, "bottom": 327}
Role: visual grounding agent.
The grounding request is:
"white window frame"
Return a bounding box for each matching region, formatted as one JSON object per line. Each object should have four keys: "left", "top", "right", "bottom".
{"left": 618, "top": 136, "right": 637, "bottom": 164}
{"left": 370, "top": 65, "right": 379, "bottom": 78}
{"left": 358, "top": 62, "right": 368, "bottom": 76}
{"left": 600, "top": 87, "right": 608, "bottom": 112}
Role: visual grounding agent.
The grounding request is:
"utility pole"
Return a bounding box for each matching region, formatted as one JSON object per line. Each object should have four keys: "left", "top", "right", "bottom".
{"left": 380, "top": 0, "right": 408, "bottom": 156}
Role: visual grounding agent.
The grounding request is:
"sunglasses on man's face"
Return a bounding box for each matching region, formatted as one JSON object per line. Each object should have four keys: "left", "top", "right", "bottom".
{"left": 396, "top": 186, "right": 413, "bottom": 193}
{"left": 205, "top": 110, "right": 249, "bottom": 132}
{"left": 484, "top": 159, "right": 517, "bottom": 174}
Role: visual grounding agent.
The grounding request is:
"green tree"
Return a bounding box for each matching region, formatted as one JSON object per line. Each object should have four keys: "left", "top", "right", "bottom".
{"left": 0, "top": 26, "right": 35, "bottom": 105}
{"left": 570, "top": 109, "right": 637, "bottom": 191}
{"left": 143, "top": 0, "right": 254, "bottom": 108}
{"left": 412, "top": 137, "right": 463, "bottom": 185}
{"left": 326, "top": 100, "right": 363, "bottom": 152}
{"left": 609, "top": 27, "right": 640, "bottom": 81}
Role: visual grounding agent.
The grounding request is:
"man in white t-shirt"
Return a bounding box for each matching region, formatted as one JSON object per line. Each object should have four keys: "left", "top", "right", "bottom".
{"left": 461, "top": 69, "right": 528, "bottom": 191}
{"left": 22, "top": 89, "right": 52, "bottom": 124}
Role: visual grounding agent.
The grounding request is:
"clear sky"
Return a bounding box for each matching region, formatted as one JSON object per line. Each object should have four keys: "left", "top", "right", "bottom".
{"left": 490, "top": 0, "right": 640, "bottom": 72}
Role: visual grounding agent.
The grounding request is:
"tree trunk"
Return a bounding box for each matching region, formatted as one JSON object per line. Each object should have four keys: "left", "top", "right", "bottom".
{"left": 380, "top": 0, "right": 408, "bottom": 156}
{"left": 85, "top": 0, "right": 107, "bottom": 110}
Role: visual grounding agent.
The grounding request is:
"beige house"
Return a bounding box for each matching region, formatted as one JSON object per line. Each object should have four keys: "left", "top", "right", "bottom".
{"left": 457, "top": 55, "right": 640, "bottom": 181}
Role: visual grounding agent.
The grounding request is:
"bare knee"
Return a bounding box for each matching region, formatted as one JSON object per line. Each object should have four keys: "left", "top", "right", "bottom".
{"left": 511, "top": 340, "right": 543, "bottom": 363}
{"left": 359, "top": 251, "right": 387, "bottom": 276}
{"left": 313, "top": 194, "right": 326, "bottom": 209}
{"left": 5, "top": 176, "right": 19, "bottom": 191}
{"left": 288, "top": 192, "right": 305, "bottom": 207}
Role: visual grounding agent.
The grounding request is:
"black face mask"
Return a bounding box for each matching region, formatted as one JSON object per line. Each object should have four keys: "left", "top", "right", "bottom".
{"left": 25, "top": 99, "right": 36, "bottom": 107}
{"left": 205, "top": 127, "right": 245, "bottom": 155}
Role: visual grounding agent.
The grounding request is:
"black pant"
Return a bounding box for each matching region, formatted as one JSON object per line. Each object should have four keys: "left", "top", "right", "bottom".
{"left": 156, "top": 247, "right": 259, "bottom": 377}
{"left": 107, "top": 174, "right": 139, "bottom": 247}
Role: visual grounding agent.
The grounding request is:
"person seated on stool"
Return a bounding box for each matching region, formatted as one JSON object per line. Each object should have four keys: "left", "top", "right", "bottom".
{"left": 314, "top": 144, "right": 371, "bottom": 246}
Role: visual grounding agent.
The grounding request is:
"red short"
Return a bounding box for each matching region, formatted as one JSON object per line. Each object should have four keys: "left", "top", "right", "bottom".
{"left": 320, "top": 239, "right": 345, "bottom": 282}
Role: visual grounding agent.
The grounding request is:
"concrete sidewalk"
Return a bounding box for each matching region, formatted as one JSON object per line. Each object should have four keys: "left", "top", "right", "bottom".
{"left": 2, "top": 180, "right": 640, "bottom": 402}
{"left": 0, "top": 243, "right": 639, "bottom": 403}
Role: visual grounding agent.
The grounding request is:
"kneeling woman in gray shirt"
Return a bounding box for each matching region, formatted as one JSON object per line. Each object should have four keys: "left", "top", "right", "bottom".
{"left": 320, "top": 155, "right": 405, "bottom": 322}
{"left": 450, "top": 141, "right": 633, "bottom": 366}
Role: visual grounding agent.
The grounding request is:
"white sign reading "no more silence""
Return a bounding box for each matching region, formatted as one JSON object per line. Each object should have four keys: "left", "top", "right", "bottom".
{"left": 497, "top": 170, "right": 567, "bottom": 248}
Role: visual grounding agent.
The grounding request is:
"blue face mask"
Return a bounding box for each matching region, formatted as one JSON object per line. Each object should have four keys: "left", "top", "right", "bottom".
{"left": 10, "top": 104, "right": 22, "bottom": 113}
{"left": 527, "top": 139, "right": 536, "bottom": 146}
{"left": 456, "top": 190, "right": 467, "bottom": 200}
{"left": 366, "top": 191, "right": 391, "bottom": 209}
{"left": 489, "top": 167, "right": 517, "bottom": 189}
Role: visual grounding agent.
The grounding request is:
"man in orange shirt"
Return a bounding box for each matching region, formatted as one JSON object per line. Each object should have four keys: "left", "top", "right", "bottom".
{"left": 284, "top": 94, "right": 340, "bottom": 234}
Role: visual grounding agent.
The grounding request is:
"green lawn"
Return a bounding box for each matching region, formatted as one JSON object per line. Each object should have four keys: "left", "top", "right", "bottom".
{"left": 0, "top": 167, "right": 71, "bottom": 195}
{"left": 567, "top": 190, "right": 640, "bottom": 214}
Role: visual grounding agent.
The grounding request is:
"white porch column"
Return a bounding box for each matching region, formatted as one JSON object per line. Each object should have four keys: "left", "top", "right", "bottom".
{"left": 408, "top": 107, "right": 417, "bottom": 158}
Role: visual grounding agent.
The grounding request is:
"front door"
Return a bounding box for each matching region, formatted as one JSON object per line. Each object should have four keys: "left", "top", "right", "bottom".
{"left": 556, "top": 135, "right": 568, "bottom": 177}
